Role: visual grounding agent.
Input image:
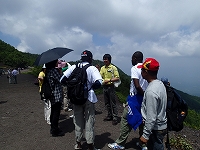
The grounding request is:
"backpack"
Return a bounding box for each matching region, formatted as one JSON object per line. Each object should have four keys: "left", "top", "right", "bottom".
{"left": 66, "top": 63, "right": 91, "bottom": 105}
{"left": 165, "top": 85, "right": 188, "bottom": 132}
{"left": 41, "top": 76, "right": 53, "bottom": 100}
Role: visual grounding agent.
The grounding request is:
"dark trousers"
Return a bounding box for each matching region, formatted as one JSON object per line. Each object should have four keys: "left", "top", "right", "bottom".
{"left": 147, "top": 129, "right": 167, "bottom": 150}
{"left": 103, "top": 85, "right": 118, "bottom": 120}
{"left": 50, "top": 102, "right": 62, "bottom": 133}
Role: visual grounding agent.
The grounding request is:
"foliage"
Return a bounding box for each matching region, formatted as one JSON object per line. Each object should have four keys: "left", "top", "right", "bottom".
{"left": 184, "top": 109, "right": 200, "bottom": 130}
{"left": 0, "top": 39, "right": 38, "bottom": 68}
{"left": 169, "top": 134, "right": 193, "bottom": 150}
{"left": 28, "top": 66, "right": 42, "bottom": 77}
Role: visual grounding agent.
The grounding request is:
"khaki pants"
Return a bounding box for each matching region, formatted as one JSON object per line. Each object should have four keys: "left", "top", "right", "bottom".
{"left": 73, "top": 100, "right": 95, "bottom": 144}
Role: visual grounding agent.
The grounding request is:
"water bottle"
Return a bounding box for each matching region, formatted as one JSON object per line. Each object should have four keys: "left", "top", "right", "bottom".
{"left": 136, "top": 142, "right": 148, "bottom": 150}
{"left": 142, "top": 145, "right": 148, "bottom": 150}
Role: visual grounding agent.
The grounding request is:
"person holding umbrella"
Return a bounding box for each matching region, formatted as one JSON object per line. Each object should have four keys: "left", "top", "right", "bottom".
{"left": 45, "top": 59, "right": 64, "bottom": 137}
{"left": 34, "top": 47, "right": 74, "bottom": 136}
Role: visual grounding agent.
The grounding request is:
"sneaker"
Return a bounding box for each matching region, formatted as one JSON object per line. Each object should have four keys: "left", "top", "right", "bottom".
{"left": 108, "top": 143, "right": 125, "bottom": 150}
{"left": 69, "top": 114, "right": 74, "bottom": 118}
{"left": 74, "top": 143, "right": 82, "bottom": 149}
{"left": 93, "top": 148, "right": 101, "bottom": 150}
{"left": 47, "top": 120, "right": 51, "bottom": 125}
{"left": 68, "top": 108, "right": 73, "bottom": 112}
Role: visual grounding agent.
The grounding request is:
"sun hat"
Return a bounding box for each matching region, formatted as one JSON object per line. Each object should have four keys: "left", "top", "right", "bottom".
{"left": 138, "top": 58, "right": 159, "bottom": 71}
{"left": 42, "top": 64, "right": 46, "bottom": 68}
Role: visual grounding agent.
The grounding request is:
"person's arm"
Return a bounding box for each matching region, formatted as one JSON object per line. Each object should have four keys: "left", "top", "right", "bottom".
{"left": 38, "top": 72, "right": 44, "bottom": 82}
{"left": 91, "top": 79, "right": 102, "bottom": 89}
{"left": 111, "top": 66, "right": 120, "bottom": 82}
{"left": 141, "top": 91, "right": 158, "bottom": 142}
{"left": 133, "top": 78, "right": 144, "bottom": 95}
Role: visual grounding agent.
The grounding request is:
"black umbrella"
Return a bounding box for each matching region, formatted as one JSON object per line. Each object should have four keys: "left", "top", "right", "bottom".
{"left": 34, "top": 47, "right": 74, "bottom": 66}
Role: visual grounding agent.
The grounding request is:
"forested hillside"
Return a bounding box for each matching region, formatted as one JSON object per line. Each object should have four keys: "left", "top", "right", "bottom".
{"left": 0, "top": 40, "right": 38, "bottom": 68}
{"left": 176, "top": 89, "right": 200, "bottom": 112}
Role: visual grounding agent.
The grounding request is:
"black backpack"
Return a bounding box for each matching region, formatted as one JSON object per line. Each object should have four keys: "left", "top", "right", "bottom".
{"left": 165, "top": 85, "right": 188, "bottom": 150}
{"left": 165, "top": 85, "right": 188, "bottom": 132}
{"left": 66, "top": 63, "right": 91, "bottom": 105}
{"left": 41, "top": 76, "right": 53, "bottom": 100}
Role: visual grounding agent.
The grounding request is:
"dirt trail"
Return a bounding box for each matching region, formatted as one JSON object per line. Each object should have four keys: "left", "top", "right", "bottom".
{"left": 0, "top": 73, "right": 140, "bottom": 150}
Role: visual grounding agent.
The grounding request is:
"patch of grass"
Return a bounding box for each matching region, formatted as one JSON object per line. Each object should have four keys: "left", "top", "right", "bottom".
{"left": 169, "top": 134, "right": 193, "bottom": 150}
{"left": 116, "top": 91, "right": 127, "bottom": 103}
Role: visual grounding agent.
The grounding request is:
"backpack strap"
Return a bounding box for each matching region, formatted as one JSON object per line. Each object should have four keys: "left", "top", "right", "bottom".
{"left": 82, "top": 64, "right": 91, "bottom": 91}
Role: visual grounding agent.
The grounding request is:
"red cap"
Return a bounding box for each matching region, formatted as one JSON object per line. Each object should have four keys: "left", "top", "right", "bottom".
{"left": 138, "top": 58, "right": 159, "bottom": 71}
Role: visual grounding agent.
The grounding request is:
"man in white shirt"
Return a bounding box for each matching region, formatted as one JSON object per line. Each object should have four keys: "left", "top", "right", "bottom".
{"left": 12, "top": 68, "right": 19, "bottom": 84}
{"left": 108, "top": 51, "right": 148, "bottom": 150}
{"left": 60, "top": 50, "right": 102, "bottom": 150}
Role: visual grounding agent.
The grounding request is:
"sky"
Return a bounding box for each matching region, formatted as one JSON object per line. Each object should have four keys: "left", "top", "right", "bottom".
{"left": 0, "top": 0, "right": 200, "bottom": 96}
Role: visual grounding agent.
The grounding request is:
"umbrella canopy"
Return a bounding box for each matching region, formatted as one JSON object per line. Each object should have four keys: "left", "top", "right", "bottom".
{"left": 34, "top": 47, "right": 74, "bottom": 66}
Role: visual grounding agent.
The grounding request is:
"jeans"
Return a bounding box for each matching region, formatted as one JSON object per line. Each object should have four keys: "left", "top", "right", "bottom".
{"left": 147, "top": 129, "right": 167, "bottom": 150}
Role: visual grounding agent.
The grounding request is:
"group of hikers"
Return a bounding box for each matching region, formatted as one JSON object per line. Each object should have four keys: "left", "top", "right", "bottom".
{"left": 7, "top": 68, "right": 20, "bottom": 84}
{"left": 37, "top": 50, "right": 168, "bottom": 150}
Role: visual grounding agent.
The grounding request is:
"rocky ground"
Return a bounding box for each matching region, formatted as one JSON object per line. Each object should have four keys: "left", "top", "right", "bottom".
{"left": 0, "top": 72, "right": 199, "bottom": 150}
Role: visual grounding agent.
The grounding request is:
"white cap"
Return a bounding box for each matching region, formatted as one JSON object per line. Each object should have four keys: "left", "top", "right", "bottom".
{"left": 42, "top": 64, "right": 46, "bottom": 68}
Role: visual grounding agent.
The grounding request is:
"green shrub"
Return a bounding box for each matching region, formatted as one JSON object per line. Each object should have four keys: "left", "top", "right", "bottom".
{"left": 28, "top": 67, "right": 41, "bottom": 77}
{"left": 184, "top": 109, "right": 200, "bottom": 130}
{"left": 170, "top": 134, "right": 193, "bottom": 150}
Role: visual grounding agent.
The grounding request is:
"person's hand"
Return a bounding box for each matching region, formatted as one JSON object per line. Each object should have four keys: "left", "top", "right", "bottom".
{"left": 140, "top": 136, "right": 148, "bottom": 144}
{"left": 103, "top": 79, "right": 110, "bottom": 84}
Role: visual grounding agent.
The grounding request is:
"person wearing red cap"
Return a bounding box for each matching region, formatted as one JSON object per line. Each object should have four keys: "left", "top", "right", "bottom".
{"left": 138, "top": 58, "right": 167, "bottom": 150}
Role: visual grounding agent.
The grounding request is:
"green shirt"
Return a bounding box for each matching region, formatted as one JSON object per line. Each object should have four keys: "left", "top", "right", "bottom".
{"left": 62, "top": 66, "right": 68, "bottom": 72}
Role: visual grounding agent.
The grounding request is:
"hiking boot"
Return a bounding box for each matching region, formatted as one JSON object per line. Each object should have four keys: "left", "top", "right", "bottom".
{"left": 51, "top": 129, "right": 65, "bottom": 137}
{"left": 74, "top": 143, "right": 82, "bottom": 149}
{"left": 108, "top": 143, "right": 125, "bottom": 149}
{"left": 103, "top": 116, "right": 113, "bottom": 121}
{"left": 87, "top": 143, "right": 100, "bottom": 150}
